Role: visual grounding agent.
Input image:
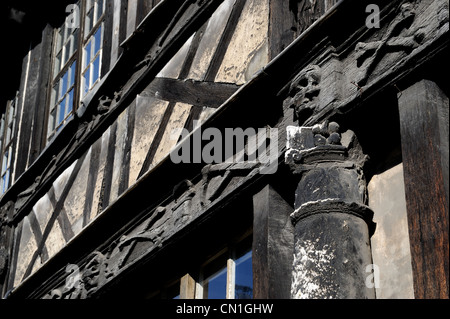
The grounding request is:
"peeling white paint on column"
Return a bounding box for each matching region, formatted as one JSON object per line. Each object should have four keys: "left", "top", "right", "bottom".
{"left": 291, "top": 239, "right": 338, "bottom": 299}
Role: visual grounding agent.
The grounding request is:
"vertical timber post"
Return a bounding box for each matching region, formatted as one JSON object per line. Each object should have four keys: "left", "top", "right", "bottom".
{"left": 285, "top": 122, "right": 376, "bottom": 299}
{"left": 252, "top": 185, "right": 294, "bottom": 299}
{"left": 398, "top": 79, "right": 449, "bottom": 299}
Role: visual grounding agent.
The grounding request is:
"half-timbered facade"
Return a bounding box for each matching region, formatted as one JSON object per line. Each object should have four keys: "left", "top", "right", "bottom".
{"left": 0, "top": 0, "right": 448, "bottom": 299}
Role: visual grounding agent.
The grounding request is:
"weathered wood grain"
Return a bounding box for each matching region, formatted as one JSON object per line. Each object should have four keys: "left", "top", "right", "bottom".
{"left": 398, "top": 79, "right": 449, "bottom": 299}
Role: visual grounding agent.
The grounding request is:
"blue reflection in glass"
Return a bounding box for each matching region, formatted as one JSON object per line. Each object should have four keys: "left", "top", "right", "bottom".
{"left": 67, "top": 89, "right": 74, "bottom": 114}
{"left": 69, "top": 61, "right": 77, "bottom": 87}
{"left": 204, "top": 267, "right": 227, "bottom": 299}
{"left": 58, "top": 98, "right": 66, "bottom": 125}
{"left": 96, "top": 0, "right": 104, "bottom": 22}
{"left": 83, "top": 67, "right": 90, "bottom": 95}
{"left": 235, "top": 251, "right": 253, "bottom": 299}
{"left": 93, "top": 55, "right": 100, "bottom": 84}
{"left": 85, "top": 41, "right": 92, "bottom": 68}
{"left": 94, "top": 26, "right": 102, "bottom": 54}
{"left": 61, "top": 71, "right": 68, "bottom": 97}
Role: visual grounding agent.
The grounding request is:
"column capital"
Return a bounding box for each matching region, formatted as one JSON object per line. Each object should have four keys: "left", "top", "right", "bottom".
{"left": 285, "top": 121, "right": 367, "bottom": 174}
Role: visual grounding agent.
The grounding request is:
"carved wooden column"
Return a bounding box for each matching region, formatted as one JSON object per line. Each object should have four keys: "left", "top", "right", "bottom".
{"left": 398, "top": 80, "right": 449, "bottom": 299}
{"left": 285, "top": 121, "right": 376, "bottom": 299}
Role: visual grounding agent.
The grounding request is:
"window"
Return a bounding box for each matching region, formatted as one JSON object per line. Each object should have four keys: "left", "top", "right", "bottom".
{"left": 1, "top": 95, "right": 17, "bottom": 194}
{"left": 81, "top": 0, "right": 105, "bottom": 98}
{"left": 145, "top": 235, "right": 253, "bottom": 299}
{"left": 48, "top": 2, "right": 80, "bottom": 141}
{"left": 196, "top": 241, "right": 253, "bottom": 299}
{"left": 47, "top": 0, "right": 106, "bottom": 142}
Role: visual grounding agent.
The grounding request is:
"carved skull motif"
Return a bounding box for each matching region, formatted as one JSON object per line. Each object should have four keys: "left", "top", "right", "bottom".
{"left": 82, "top": 252, "right": 107, "bottom": 296}
{"left": 400, "top": 2, "right": 415, "bottom": 19}
{"left": 284, "top": 65, "right": 321, "bottom": 124}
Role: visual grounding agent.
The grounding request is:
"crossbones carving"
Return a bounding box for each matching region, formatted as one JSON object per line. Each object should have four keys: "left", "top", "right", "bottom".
{"left": 355, "top": 2, "right": 424, "bottom": 86}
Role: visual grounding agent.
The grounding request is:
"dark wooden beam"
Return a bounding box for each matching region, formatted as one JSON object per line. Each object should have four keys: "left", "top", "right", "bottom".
{"left": 398, "top": 79, "right": 449, "bottom": 299}
{"left": 180, "top": 105, "right": 203, "bottom": 140}
{"left": 142, "top": 77, "right": 240, "bottom": 108}
{"left": 82, "top": 138, "right": 102, "bottom": 227}
{"left": 6, "top": 219, "right": 22, "bottom": 293}
{"left": 27, "top": 211, "right": 49, "bottom": 262}
{"left": 101, "top": 0, "right": 114, "bottom": 78}
{"left": 100, "top": 122, "right": 118, "bottom": 211}
{"left": 48, "top": 187, "right": 75, "bottom": 243}
{"left": 268, "top": 0, "right": 295, "bottom": 61}
{"left": 118, "top": 100, "right": 136, "bottom": 195}
{"left": 203, "top": 0, "right": 246, "bottom": 82}
{"left": 178, "top": 22, "right": 207, "bottom": 80}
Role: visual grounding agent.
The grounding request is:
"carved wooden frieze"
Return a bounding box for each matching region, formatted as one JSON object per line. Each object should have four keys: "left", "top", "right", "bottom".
{"left": 40, "top": 159, "right": 261, "bottom": 298}
{"left": 354, "top": 1, "right": 425, "bottom": 86}
{"left": 282, "top": 0, "right": 448, "bottom": 126}
{"left": 43, "top": 251, "right": 110, "bottom": 299}
{"left": 353, "top": 0, "right": 448, "bottom": 89}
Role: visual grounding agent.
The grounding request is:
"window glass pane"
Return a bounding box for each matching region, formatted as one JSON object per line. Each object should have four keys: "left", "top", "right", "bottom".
{"left": 54, "top": 52, "right": 62, "bottom": 78}
{"left": 96, "top": 0, "right": 104, "bottom": 22}
{"left": 7, "top": 147, "right": 12, "bottom": 166}
{"left": 55, "top": 28, "right": 63, "bottom": 54}
{"left": 48, "top": 109, "right": 56, "bottom": 134}
{"left": 63, "top": 41, "right": 71, "bottom": 66}
{"left": 94, "top": 26, "right": 102, "bottom": 54}
{"left": 68, "top": 34, "right": 75, "bottom": 58}
{"left": 67, "top": 89, "right": 74, "bottom": 115}
{"left": 61, "top": 71, "right": 69, "bottom": 98}
{"left": 73, "top": 28, "right": 79, "bottom": 54}
{"left": 6, "top": 127, "right": 11, "bottom": 144}
{"left": 2, "top": 151, "right": 8, "bottom": 174}
{"left": 50, "top": 85, "right": 57, "bottom": 108}
{"left": 7, "top": 107, "right": 14, "bottom": 125}
{"left": 235, "top": 251, "right": 253, "bottom": 299}
{"left": 86, "top": 0, "right": 94, "bottom": 11}
{"left": 2, "top": 170, "right": 9, "bottom": 193}
{"left": 93, "top": 55, "right": 101, "bottom": 84}
{"left": 85, "top": 9, "right": 94, "bottom": 37}
{"left": 58, "top": 98, "right": 66, "bottom": 125}
{"left": 203, "top": 267, "right": 227, "bottom": 299}
{"left": 83, "top": 67, "right": 90, "bottom": 96}
{"left": 63, "top": 23, "right": 68, "bottom": 46}
{"left": 69, "top": 61, "right": 77, "bottom": 88}
{"left": 85, "top": 41, "right": 92, "bottom": 68}
{"left": 6, "top": 169, "right": 10, "bottom": 187}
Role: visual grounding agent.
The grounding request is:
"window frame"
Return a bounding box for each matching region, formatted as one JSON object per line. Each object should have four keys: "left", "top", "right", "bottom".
{"left": 46, "top": 0, "right": 106, "bottom": 143}
{"left": 81, "top": 0, "right": 106, "bottom": 99}
{"left": 194, "top": 236, "right": 253, "bottom": 300}
{"left": 47, "top": 2, "right": 82, "bottom": 142}
{"left": 0, "top": 95, "right": 18, "bottom": 195}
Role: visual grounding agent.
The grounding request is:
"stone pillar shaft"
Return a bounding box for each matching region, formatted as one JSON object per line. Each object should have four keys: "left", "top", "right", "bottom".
{"left": 286, "top": 122, "right": 375, "bottom": 299}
